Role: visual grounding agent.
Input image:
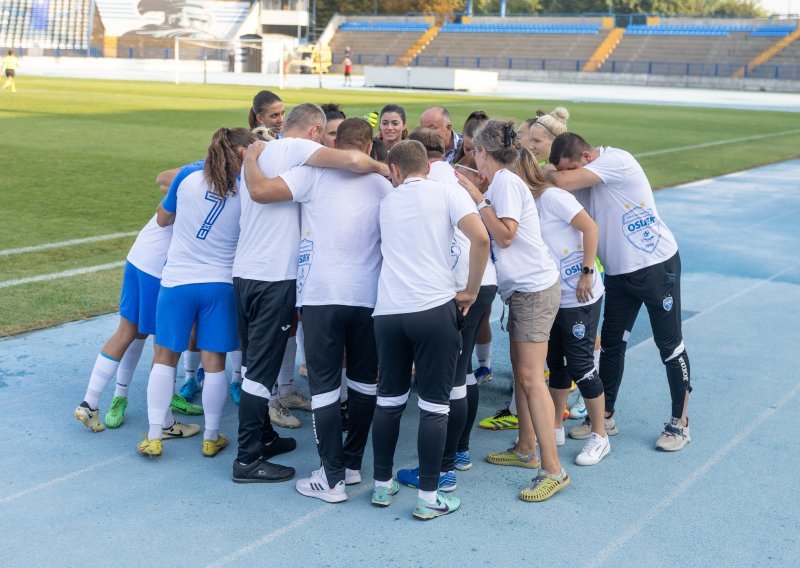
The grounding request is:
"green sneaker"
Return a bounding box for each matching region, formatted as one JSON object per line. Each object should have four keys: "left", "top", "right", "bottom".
{"left": 171, "top": 394, "right": 203, "bottom": 416}
{"left": 104, "top": 396, "right": 128, "bottom": 428}
{"left": 486, "top": 447, "right": 541, "bottom": 469}
{"left": 371, "top": 480, "right": 400, "bottom": 507}
{"left": 519, "top": 468, "right": 570, "bottom": 502}
{"left": 412, "top": 491, "right": 461, "bottom": 520}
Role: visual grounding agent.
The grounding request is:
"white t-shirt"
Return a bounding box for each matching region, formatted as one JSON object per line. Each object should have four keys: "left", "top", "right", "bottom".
{"left": 486, "top": 169, "right": 559, "bottom": 301}
{"left": 160, "top": 166, "right": 241, "bottom": 287}
{"left": 583, "top": 147, "right": 679, "bottom": 276}
{"left": 535, "top": 187, "right": 604, "bottom": 309}
{"left": 126, "top": 214, "right": 173, "bottom": 279}
{"left": 374, "top": 177, "right": 478, "bottom": 316}
{"left": 233, "top": 137, "right": 322, "bottom": 282}
{"left": 428, "top": 161, "right": 497, "bottom": 291}
{"left": 280, "top": 165, "right": 393, "bottom": 308}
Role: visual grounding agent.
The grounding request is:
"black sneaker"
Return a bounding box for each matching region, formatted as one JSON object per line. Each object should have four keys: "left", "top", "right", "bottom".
{"left": 341, "top": 402, "right": 350, "bottom": 432}
{"left": 232, "top": 457, "right": 295, "bottom": 483}
{"left": 261, "top": 433, "right": 297, "bottom": 460}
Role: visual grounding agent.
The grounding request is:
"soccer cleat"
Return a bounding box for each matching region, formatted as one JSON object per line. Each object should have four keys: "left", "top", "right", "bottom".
{"left": 486, "top": 447, "right": 541, "bottom": 469}
{"left": 478, "top": 406, "right": 519, "bottom": 430}
{"left": 229, "top": 381, "right": 242, "bottom": 405}
{"left": 569, "top": 396, "right": 587, "bottom": 420}
{"left": 74, "top": 403, "right": 105, "bottom": 432}
{"left": 171, "top": 394, "right": 203, "bottom": 416}
{"left": 269, "top": 399, "right": 301, "bottom": 428}
{"left": 575, "top": 432, "right": 611, "bottom": 466}
{"left": 555, "top": 427, "right": 565, "bottom": 447}
{"left": 162, "top": 421, "right": 201, "bottom": 439}
{"left": 568, "top": 413, "right": 619, "bottom": 440}
{"left": 137, "top": 438, "right": 162, "bottom": 457}
{"left": 413, "top": 491, "right": 461, "bottom": 520}
{"left": 345, "top": 468, "right": 361, "bottom": 485}
{"left": 655, "top": 417, "right": 691, "bottom": 452}
{"left": 179, "top": 377, "right": 200, "bottom": 401}
{"left": 454, "top": 451, "right": 472, "bottom": 471}
{"left": 474, "top": 366, "right": 493, "bottom": 384}
{"left": 396, "top": 467, "right": 457, "bottom": 492}
{"left": 519, "top": 469, "right": 570, "bottom": 502}
{"left": 232, "top": 457, "right": 295, "bottom": 483}
{"left": 280, "top": 390, "right": 312, "bottom": 412}
{"left": 202, "top": 434, "right": 228, "bottom": 457}
{"left": 371, "top": 480, "right": 401, "bottom": 507}
{"left": 296, "top": 467, "right": 348, "bottom": 503}
{"left": 104, "top": 396, "right": 128, "bottom": 429}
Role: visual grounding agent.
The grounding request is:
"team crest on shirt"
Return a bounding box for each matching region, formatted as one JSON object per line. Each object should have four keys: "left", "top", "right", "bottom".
{"left": 621, "top": 206, "right": 661, "bottom": 253}
{"left": 663, "top": 296, "right": 674, "bottom": 312}
{"left": 296, "top": 238, "right": 314, "bottom": 295}
{"left": 450, "top": 238, "right": 461, "bottom": 271}
{"left": 572, "top": 323, "right": 586, "bottom": 339}
{"left": 560, "top": 251, "right": 587, "bottom": 290}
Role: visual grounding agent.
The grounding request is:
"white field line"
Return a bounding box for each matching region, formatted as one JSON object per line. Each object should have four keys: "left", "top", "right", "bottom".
{"left": 0, "top": 232, "right": 137, "bottom": 257}
{"left": 0, "top": 261, "right": 125, "bottom": 289}
{"left": 635, "top": 128, "right": 800, "bottom": 158}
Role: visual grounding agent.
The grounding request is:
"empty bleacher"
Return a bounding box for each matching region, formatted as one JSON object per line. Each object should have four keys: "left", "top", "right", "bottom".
{"left": 1, "top": 0, "right": 91, "bottom": 51}
{"left": 328, "top": 21, "right": 430, "bottom": 65}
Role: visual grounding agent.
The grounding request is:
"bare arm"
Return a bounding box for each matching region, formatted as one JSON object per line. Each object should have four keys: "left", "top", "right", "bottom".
{"left": 569, "top": 209, "right": 599, "bottom": 304}
{"left": 156, "top": 203, "right": 176, "bottom": 227}
{"left": 306, "top": 147, "right": 389, "bottom": 177}
{"left": 454, "top": 213, "right": 490, "bottom": 315}
{"left": 242, "top": 142, "right": 293, "bottom": 204}
{"left": 157, "top": 168, "right": 180, "bottom": 194}
{"left": 456, "top": 172, "right": 518, "bottom": 249}
{"left": 545, "top": 167, "right": 603, "bottom": 192}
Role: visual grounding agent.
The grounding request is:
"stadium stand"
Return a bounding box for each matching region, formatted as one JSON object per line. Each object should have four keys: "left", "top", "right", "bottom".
{"left": 0, "top": 0, "right": 91, "bottom": 50}
{"left": 329, "top": 21, "right": 431, "bottom": 65}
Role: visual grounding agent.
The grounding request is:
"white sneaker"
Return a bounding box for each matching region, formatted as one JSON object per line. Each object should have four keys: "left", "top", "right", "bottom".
{"left": 575, "top": 432, "right": 611, "bottom": 466}
{"left": 345, "top": 468, "right": 361, "bottom": 485}
{"left": 296, "top": 468, "right": 348, "bottom": 503}
{"left": 269, "top": 399, "right": 301, "bottom": 428}
{"left": 554, "top": 427, "right": 565, "bottom": 446}
{"left": 569, "top": 396, "right": 587, "bottom": 419}
{"left": 279, "top": 390, "right": 312, "bottom": 412}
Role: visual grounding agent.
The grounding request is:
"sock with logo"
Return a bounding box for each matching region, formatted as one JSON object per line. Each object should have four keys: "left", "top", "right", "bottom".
{"left": 229, "top": 350, "right": 242, "bottom": 384}
{"left": 184, "top": 350, "right": 200, "bottom": 381}
{"left": 475, "top": 342, "right": 491, "bottom": 368}
{"left": 84, "top": 353, "right": 120, "bottom": 410}
{"left": 113, "top": 338, "right": 146, "bottom": 398}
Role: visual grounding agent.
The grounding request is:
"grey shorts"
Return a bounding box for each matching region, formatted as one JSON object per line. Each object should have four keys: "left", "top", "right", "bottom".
{"left": 506, "top": 281, "right": 561, "bottom": 343}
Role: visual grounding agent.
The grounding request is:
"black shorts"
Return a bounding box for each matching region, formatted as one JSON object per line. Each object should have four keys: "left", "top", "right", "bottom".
{"left": 455, "top": 285, "right": 497, "bottom": 387}
{"left": 5, "top": 69, "right": 14, "bottom": 78}
{"left": 547, "top": 300, "right": 602, "bottom": 390}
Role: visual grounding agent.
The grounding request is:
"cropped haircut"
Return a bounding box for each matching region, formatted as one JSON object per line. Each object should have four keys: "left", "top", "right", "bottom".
{"left": 284, "top": 103, "right": 326, "bottom": 132}
{"left": 549, "top": 132, "right": 593, "bottom": 165}
{"left": 204, "top": 127, "right": 256, "bottom": 198}
{"left": 336, "top": 118, "right": 374, "bottom": 150}
{"left": 248, "top": 90, "right": 282, "bottom": 129}
{"left": 387, "top": 140, "right": 429, "bottom": 179}
{"left": 408, "top": 127, "right": 445, "bottom": 158}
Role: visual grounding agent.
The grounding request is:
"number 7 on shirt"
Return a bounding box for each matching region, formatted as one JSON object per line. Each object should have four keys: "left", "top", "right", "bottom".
{"left": 196, "top": 191, "right": 226, "bottom": 240}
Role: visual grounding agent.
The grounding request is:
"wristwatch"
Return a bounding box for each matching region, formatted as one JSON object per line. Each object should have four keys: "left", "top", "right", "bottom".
{"left": 582, "top": 266, "right": 595, "bottom": 275}
{"left": 477, "top": 199, "right": 492, "bottom": 211}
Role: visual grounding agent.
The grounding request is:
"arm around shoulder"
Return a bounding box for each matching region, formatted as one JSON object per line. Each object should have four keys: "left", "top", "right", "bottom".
{"left": 547, "top": 167, "right": 603, "bottom": 192}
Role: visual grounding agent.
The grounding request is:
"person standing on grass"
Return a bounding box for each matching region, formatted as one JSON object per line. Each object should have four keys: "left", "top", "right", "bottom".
{"left": 546, "top": 132, "right": 692, "bottom": 452}
{"left": 370, "top": 140, "right": 489, "bottom": 520}
{"left": 137, "top": 127, "right": 257, "bottom": 459}
{"left": 343, "top": 56, "right": 352, "bottom": 87}
{"left": 2, "top": 50, "right": 19, "bottom": 92}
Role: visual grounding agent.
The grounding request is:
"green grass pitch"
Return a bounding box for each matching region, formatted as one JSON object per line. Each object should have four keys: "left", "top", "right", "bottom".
{"left": 1, "top": 76, "right": 799, "bottom": 336}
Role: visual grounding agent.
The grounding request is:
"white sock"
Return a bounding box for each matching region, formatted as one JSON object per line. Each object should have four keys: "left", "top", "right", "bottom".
{"left": 184, "top": 350, "right": 200, "bottom": 381}
{"left": 375, "top": 479, "right": 393, "bottom": 488}
{"left": 340, "top": 369, "right": 348, "bottom": 403}
{"left": 163, "top": 407, "right": 175, "bottom": 429}
{"left": 277, "top": 339, "right": 297, "bottom": 397}
{"left": 509, "top": 387, "right": 517, "bottom": 415}
{"left": 476, "top": 342, "right": 491, "bottom": 368}
{"left": 418, "top": 489, "right": 437, "bottom": 504}
{"left": 147, "top": 364, "right": 175, "bottom": 439}
{"left": 202, "top": 370, "right": 227, "bottom": 441}
{"left": 229, "top": 350, "right": 242, "bottom": 384}
{"left": 84, "top": 354, "right": 120, "bottom": 409}
{"left": 594, "top": 348, "right": 601, "bottom": 369}
{"left": 296, "top": 322, "right": 306, "bottom": 365}
{"left": 113, "top": 338, "right": 145, "bottom": 398}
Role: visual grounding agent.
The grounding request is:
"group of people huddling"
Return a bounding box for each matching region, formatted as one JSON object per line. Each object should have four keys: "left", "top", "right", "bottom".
{"left": 74, "top": 89, "right": 692, "bottom": 520}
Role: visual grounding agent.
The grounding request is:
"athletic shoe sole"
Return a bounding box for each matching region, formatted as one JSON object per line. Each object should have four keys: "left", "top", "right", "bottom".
{"left": 296, "top": 486, "right": 348, "bottom": 503}
{"left": 575, "top": 442, "right": 611, "bottom": 466}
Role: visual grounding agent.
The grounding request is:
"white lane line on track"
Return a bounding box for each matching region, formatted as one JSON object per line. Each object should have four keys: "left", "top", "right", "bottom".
{"left": 0, "top": 232, "right": 137, "bottom": 257}
{"left": 0, "top": 454, "right": 127, "bottom": 505}
{"left": 635, "top": 128, "right": 800, "bottom": 158}
{"left": 587, "top": 380, "right": 800, "bottom": 568}
{"left": 0, "top": 261, "right": 125, "bottom": 289}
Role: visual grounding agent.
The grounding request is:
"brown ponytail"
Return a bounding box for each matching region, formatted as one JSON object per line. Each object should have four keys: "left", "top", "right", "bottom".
{"left": 513, "top": 147, "right": 550, "bottom": 198}
{"left": 204, "top": 127, "right": 256, "bottom": 198}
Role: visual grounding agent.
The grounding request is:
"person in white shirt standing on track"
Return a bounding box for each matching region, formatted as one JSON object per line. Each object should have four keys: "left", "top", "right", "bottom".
{"left": 137, "top": 127, "right": 256, "bottom": 459}
{"left": 547, "top": 132, "right": 691, "bottom": 452}
{"left": 370, "top": 140, "right": 489, "bottom": 520}
{"left": 457, "top": 120, "right": 569, "bottom": 502}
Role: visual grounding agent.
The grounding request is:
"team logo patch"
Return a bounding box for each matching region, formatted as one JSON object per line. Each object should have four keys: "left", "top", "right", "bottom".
{"left": 572, "top": 323, "right": 586, "bottom": 340}
{"left": 663, "top": 296, "right": 673, "bottom": 312}
{"left": 621, "top": 206, "right": 661, "bottom": 253}
{"left": 560, "top": 250, "right": 585, "bottom": 290}
{"left": 450, "top": 237, "right": 462, "bottom": 271}
{"left": 296, "top": 238, "right": 314, "bottom": 295}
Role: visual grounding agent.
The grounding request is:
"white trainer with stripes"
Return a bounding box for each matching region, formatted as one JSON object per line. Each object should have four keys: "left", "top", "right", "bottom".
{"left": 296, "top": 467, "right": 348, "bottom": 503}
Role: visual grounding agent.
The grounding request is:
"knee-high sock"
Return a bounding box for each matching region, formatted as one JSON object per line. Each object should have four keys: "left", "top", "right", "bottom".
{"left": 229, "top": 350, "right": 242, "bottom": 384}
{"left": 184, "top": 350, "right": 201, "bottom": 381}
{"left": 296, "top": 322, "right": 306, "bottom": 365}
{"left": 475, "top": 342, "right": 492, "bottom": 369}
{"left": 113, "top": 338, "right": 146, "bottom": 398}
{"left": 458, "top": 381, "right": 479, "bottom": 453}
{"left": 276, "top": 339, "right": 297, "bottom": 397}
{"left": 147, "top": 364, "right": 175, "bottom": 439}
{"left": 202, "top": 370, "right": 228, "bottom": 440}
{"left": 84, "top": 354, "right": 119, "bottom": 409}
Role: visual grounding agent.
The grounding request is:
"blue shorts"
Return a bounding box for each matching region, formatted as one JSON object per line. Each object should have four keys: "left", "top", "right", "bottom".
{"left": 119, "top": 261, "right": 161, "bottom": 335}
{"left": 155, "top": 282, "right": 238, "bottom": 353}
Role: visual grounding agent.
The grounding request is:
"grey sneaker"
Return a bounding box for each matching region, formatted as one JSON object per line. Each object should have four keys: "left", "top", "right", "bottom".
{"left": 568, "top": 413, "right": 619, "bottom": 440}
{"left": 655, "top": 417, "right": 691, "bottom": 451}
{"left": 279, "top": 390, "right": 312, "bottom": 412}
{"left": 269, "top": 399, "right": 301, "bottom": 428}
